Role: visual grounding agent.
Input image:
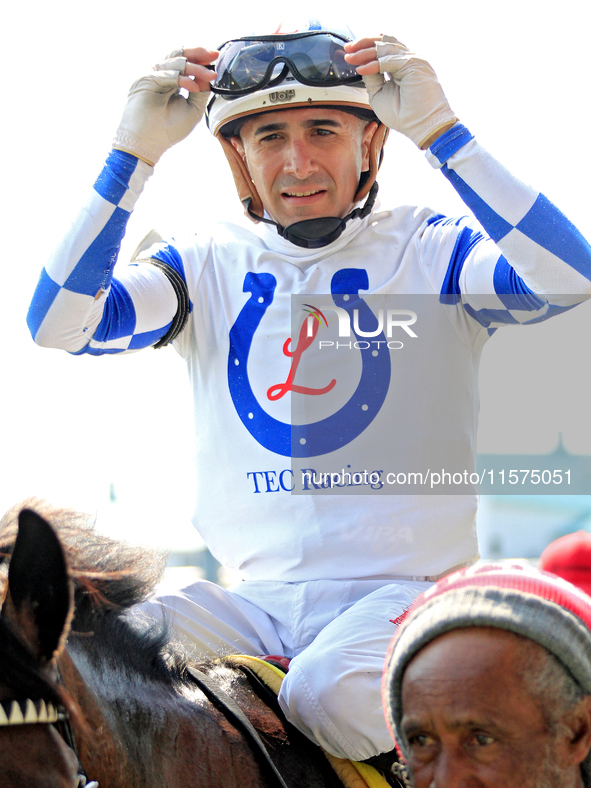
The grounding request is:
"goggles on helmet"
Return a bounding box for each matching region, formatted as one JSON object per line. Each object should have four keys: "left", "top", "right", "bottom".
{"left": 211, "top": 31, "right": 362, "bottom": 96}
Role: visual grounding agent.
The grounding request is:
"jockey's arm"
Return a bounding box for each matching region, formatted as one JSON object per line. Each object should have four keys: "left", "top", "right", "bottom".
{"left": 345, "top": 36, "right": 591, "bottom": 324}
{"left": 27, "top": 47, "right": 217, "bottom": 355}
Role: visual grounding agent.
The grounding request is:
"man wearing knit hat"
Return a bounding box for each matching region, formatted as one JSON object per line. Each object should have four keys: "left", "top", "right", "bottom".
{"left": 382, "top": 564, "right": 591, "bottom": 788}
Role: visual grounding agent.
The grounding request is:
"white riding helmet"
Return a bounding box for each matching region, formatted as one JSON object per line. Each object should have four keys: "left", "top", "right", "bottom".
{"left": 205, "top": 20, "right": 388, "bottom": 247}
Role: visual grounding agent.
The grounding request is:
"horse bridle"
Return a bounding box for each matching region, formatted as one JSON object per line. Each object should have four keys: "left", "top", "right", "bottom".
{"left": 0, "top": 697, "right": 99, "bottom": 788}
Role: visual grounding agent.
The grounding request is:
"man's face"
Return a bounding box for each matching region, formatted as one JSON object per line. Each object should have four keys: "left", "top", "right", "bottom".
{"left": 400, "top": 628, "right": 589, "bottom": 788}
{"left": 231, "top": 107, "right": 377, "bottom": 228}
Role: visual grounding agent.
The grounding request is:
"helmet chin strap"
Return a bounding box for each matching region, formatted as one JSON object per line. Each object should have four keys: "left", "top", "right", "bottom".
{"left": 246, "top": 182, "right": 379, "bottom": 249}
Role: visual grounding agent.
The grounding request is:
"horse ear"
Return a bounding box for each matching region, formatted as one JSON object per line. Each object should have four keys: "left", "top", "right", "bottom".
{"left": 1, "top": 509, "right": 73, "bottom": 664}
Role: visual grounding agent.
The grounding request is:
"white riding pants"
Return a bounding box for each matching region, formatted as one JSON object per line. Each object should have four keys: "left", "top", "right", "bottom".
{"left": 133, "top": 577, "right": 431, "bottom": 761}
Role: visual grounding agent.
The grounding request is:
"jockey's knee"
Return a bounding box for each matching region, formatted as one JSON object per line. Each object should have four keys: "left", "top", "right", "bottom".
{"left": 277, "top": 654, "right": 392, "bottom": 761}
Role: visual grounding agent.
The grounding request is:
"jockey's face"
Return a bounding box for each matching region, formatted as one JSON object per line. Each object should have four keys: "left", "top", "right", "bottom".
{"left": 231, "top": 107, "right": 377, "bottom": 228}
{"left": 400, "top": 628, "right": 591, "bottom": 788}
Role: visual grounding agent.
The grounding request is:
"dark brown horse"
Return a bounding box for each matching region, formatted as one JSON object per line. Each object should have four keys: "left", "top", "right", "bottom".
{"left": 0, "top": 499, "right": 352, "bottom": 788}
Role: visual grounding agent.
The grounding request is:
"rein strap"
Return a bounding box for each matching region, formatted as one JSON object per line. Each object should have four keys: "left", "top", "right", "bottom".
{"left": 188, "top": 667, "right": 291, "bottom": 788}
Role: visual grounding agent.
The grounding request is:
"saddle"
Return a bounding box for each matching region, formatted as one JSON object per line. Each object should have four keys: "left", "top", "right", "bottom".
{"left": 225, "top": 655, "right": 408, "bottom": 788}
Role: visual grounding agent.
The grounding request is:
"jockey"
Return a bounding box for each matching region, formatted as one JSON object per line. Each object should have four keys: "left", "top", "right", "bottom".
{"left": 27, "top": 16, "right": 591, "bottom": 783}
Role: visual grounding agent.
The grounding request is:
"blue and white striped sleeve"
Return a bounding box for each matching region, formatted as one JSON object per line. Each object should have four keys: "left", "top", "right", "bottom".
{"left": 27, "top": 150, "right": 182, "bottom": 354}
{"left": 425, "top": 124, "right": 591, "bottom": 329}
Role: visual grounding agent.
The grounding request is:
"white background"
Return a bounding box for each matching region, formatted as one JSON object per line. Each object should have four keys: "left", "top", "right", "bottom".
{"left": 1, "top": 0, "right": 590, "bottom": 551}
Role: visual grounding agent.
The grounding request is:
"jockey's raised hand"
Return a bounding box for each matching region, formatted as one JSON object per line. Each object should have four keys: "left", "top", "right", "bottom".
{"left": 113, "top": 46, "right": 218, "bottom": 165}
{"left": 344, "top": 36, "right": 458, "bottom": 150}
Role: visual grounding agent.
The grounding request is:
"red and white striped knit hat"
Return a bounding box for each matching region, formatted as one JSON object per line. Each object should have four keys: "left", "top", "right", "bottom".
{"left": 383, "top": 562, "right": 591, "bottom": 784}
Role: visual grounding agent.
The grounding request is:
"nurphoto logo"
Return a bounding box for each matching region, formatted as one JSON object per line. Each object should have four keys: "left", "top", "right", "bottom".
{"left": 301, "top": 304, "right": 418, "bottom": 351}
{"left": 306, "top": 306, "right": 418, "bottom": 339}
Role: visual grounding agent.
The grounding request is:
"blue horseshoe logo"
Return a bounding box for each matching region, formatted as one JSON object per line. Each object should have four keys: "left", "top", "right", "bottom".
{"left": 227, "top": 269, "right": 391, "bottom": 457}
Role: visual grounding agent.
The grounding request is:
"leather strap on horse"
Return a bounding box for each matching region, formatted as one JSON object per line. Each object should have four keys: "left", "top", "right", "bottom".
{"left": 187, "top": 666, "right": 291, "bottom": 788}
{"left": 235, "top": 665, "right": 344, "bottom": 788}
